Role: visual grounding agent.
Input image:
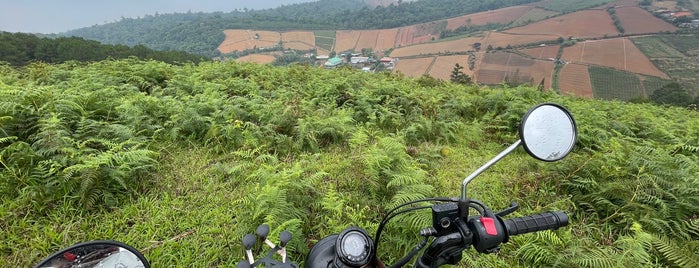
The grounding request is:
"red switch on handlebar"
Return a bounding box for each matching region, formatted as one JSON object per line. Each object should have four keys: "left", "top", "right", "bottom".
{"left": 481, "top": 217, "right": 498, "bottom": 236}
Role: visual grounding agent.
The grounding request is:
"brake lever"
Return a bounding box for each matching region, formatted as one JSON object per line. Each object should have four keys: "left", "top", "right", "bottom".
{"left": 494, "top": 202, "right": 519, "bottom": 217}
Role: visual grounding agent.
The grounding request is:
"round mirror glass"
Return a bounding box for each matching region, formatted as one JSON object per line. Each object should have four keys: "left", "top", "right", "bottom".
{"left": 519, "top": 103, "right": 577, "bottom": 162}
{"left": 35, "top": 241, "right": 148, "bottom": 268}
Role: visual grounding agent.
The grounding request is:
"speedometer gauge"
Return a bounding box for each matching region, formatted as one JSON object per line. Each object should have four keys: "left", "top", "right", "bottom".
{"left": 335, "top": 227, "right": 374, "bottom": 267}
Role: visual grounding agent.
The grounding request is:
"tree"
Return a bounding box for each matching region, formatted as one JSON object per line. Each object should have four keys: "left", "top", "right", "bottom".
{"left": 650, "top": 82, "right": 694, "bottom": 107}
{"left": 450, "top": 63, "right": 472, "bottom": 85}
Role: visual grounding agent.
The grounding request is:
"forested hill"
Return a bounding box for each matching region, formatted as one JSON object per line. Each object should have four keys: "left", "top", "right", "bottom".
{"left": 63, "top": 0, "right": 538, "bottom": 57}
{"left": 0, "top": 32, "right": 206, "bottom": 66}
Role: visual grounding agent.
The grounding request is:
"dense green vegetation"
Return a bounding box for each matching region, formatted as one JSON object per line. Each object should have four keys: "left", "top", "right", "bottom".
{"left": 0, "top": 31, "right": 205, "bottom": 66}
{"left": 63, "top": 0, "right": 538, "bottom": 56}
{"left": 1, "top": 59, "right": 697, "bottom": 267}
{"left": 536, "top": 0, "right": 615, "bottom": 13}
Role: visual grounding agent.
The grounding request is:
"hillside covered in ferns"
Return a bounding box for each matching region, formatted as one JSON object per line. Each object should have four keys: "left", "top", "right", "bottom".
{"left": 0, "top": 59, "right": 697, "bottom": 267}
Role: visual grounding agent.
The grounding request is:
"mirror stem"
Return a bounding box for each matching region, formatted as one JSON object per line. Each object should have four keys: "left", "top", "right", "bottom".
{"left": 461, "top": 140, "right": 522, "bottom": 200}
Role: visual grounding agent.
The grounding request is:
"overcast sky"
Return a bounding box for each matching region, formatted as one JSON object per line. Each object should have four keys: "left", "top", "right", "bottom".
{"left": 0, "top": 0, "right": 317, "bottom": 34}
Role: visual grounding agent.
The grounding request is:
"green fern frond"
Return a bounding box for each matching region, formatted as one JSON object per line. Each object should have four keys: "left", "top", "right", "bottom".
{"left": 569, "top": 248, "right": 623, "bottom": 267}
{"left": 0, "top": 136, "right": 17, "bottom": 145}
{"left": 651, "top": 235, "right": 699, "bottom": 267}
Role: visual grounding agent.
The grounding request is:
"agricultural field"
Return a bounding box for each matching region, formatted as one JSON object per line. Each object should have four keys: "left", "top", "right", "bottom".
{"left": 427, "top": 55, "right": 474, "bottom": 80}
{"left": 476, "top": 52, "right": 555, "bottom": 88}
{"left": 281, "top": 31, "right": 316, "bottom": 51}
{"left": 394, "top": 57, "right": 435, "bottom": 76}
{"left": 484, "top": 31, "right": 558, "bottom": 48}
{"left": 651, "top": 0, "right": 678, "bottom": 10}
{"left": 355, "top": 30, "right": 380, "bottom": 52}
{"left": 394, "top": 21, "right": 443, "bottom": 47}
{"left": 535, "top": 0, "right": 615, "bottom": 12}
{"left": 375, "top": 29, "right": 400, "bottom": 51}
{"left": 615, "top": 6, "right": 677, "bottom": 34}
{"left": 558, "top": 63, "right": 593, "bottom": 98}
{"left": 214, "top": 1, "right": 694, "bottom": 99}
{"left": 633, "top": 35, "right": 699, "bottom": 92}
{"left": 662, "top": 34, "right": 699, "bottom": 54}
{"left": 475, "top": 69, "right": 508, "bottom": 84}
{"left": 589, "top": 66, "right": 645, "bottom": 100}
{"left": 390, "top": 37, "right": 482, "bottom": 57}
{"left": 335, "top": 30, "right": 362, "bottom": 52}
{"left": 217, "top": 30, "right": 282, "bottom": 54}
{"left": 218, "top": 30, "right": 252, "bottom": 54}
{"left": 598, "top": 0, "right": 642, "bottom": 9}
{"left": 236, "top": 54, "right": 276, "bottom": 64}
{"left": 511, "top": 8, "right": 560, "bottom": 26}
{"left": 561, "top": 38, "right": 669, "bottom": 78}
{"left": 521, "top": 45, "right": 560, "bottom": 60}
{"left": 445, "top": 6, "right": 534, "bottom": 30}
{"left": 314, "top": 31, "right": 336, "bottom": 52}
{"left": 630, "top": 36, "right": 686, "bottom": 58}
{"left": 504, "top": 10, "right": 619, "bottom": 38}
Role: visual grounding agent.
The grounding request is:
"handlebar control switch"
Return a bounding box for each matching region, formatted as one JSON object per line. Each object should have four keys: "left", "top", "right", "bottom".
{"left": 467, "top": 217, "right": 507, "bottom": 253}
{"left": 432, "top": 202, "right": 460, "bottom": 235}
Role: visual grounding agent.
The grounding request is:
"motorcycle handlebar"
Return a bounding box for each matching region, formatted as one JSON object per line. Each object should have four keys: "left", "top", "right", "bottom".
{"left": 502, "top": 211, "right": 569, "bottom": 236}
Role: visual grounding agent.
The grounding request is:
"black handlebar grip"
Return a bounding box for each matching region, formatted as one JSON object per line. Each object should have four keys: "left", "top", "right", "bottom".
{"left": 503, "top": 211, "right": 569, "bottom": 236}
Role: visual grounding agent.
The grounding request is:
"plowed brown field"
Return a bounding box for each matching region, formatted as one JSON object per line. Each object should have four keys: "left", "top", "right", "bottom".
{"left": 504, "top": 10, "right": 619, "bottom": 38}
{"left": 282, "top": 32, "right": 315, "bottom": 45}
{"left": 476, "top": 52, "right": 554, "bottom": 88}
{"left": 394, "top": 57, "right": 435, "bottom": 77}
{"left": 428, "top": 55, "right": 474, "bottom": 80}
{"left": 390, "top": 31, "right": 558, "bottom": 58}
{"left": 356, "top": 30, "right": 380, "bottom": 51}
{"left": 394, "top": 22, "right": 442, "bottom": 47}
{"left": 558, "top": 63, "right": 593, "bottom": 98}
{"left": 375, "top": 29, "right": 400, "bottom": 51}
{"left": 218, "top": 30, "right": 251, "bottom": 54}
{"left": 484, "top": 32, "right": 558, "bottom": 48}
{"left": 236, "top": 54, "right": 276, "bottom": 64}
{"left": 476, "top": 69, "right": 508, "bottom": 84}
{"left": 615, "top": 7, "right": 677, "bottom": 34}
{"left": 390, "top": 37, "right": 482, "bottom": 57}
{"left": 561, "top": 38, "right": 669, "bottom": 78}
{"left": 521, "top": 45, "right": 560, "bottom": 59}
{"left": 335, "top": 31, "right": 361, "bottom": 52}
{"left": 218, "top": 30, "right": 281, "bottom": 54}
{"left": 446, "top": 6, "right": 534, "bottom": 30}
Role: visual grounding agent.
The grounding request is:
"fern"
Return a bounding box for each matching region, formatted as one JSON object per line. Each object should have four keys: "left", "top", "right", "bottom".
{"left": 651, "top": 233, "right": 699, "bottom": 267}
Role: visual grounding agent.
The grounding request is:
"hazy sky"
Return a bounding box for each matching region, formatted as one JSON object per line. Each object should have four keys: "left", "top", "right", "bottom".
{"left": 0, "top": 0, "right": 317, "bottom": 34}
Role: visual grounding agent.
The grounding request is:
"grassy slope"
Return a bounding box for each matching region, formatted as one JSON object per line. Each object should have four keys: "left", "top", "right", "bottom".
{"left": 1, "top": 60, "right": 697, "bottom": 267}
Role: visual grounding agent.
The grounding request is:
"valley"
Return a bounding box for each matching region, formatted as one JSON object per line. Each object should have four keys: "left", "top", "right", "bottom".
{"left": 217, "top": 0, "right": 698, "bottom": 101}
